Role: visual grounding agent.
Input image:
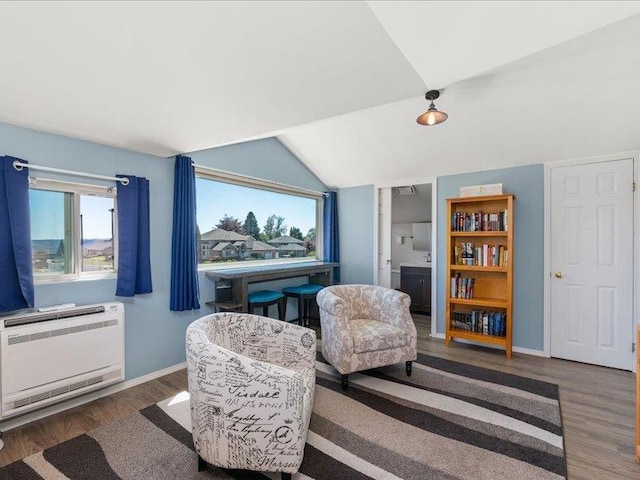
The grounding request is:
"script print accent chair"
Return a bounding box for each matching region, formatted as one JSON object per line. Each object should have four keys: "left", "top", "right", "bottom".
{"left": 317, "top": 284, "right": 417, "bottom": 390}
{"left": 186, "top": 312, "right": 316, "bottom": 479}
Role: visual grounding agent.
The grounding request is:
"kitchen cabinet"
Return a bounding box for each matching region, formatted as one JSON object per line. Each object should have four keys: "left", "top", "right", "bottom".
{"left": 400, "top": 266, "right": 431, "bottom": 314}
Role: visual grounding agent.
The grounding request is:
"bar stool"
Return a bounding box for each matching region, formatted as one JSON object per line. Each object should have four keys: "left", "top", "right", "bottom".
{"left": 248, "top": 290, "right": 286, "bottom": 321}
{"left": 282, "top": 283, "right": 325, "bottom": 326}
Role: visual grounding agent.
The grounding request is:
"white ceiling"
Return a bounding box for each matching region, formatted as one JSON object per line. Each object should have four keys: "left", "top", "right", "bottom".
{"left": 281, "top": 11, "right": 640, "bottom": 186}
{"left": 0, "top": 1, "right": 639, "bottom": 187}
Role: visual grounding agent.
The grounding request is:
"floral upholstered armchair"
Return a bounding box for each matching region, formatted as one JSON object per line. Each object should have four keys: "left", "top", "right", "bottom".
{"left": 316, "top": 284, "right": 417, "bottom": 390}
{"left": 186, "top": 313, "right": 316, "bottom": 480}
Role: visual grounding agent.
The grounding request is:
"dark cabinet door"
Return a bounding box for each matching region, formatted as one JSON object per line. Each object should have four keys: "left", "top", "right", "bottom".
{"left": 423, "top": 271, "right": 431, "bottom": 313}
{"left": 401, "top": 273, "right": 425, "bottom": 309}
{"left": 400, "top": 267, "right": 431, "bottom": 313}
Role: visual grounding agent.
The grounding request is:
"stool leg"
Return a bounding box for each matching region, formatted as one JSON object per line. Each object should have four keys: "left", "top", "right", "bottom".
{"left": 263, "top": 306, "right": 268, "bottom": 317}
{"left": 198, "top": 455, "right": 207, "bottom": 472}
{"left": 304, "top": 297, "right": 310, "bottom": 326}
{"left": 278, "top": 297, "right": 286, "bottom": 321}
{"left": 297, "top": 296, "right": 304, "bottom": 325}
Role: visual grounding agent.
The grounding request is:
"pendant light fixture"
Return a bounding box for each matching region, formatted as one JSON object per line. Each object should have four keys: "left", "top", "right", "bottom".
{"left": 416, "top": 90, "right": 448, "bottom": 126}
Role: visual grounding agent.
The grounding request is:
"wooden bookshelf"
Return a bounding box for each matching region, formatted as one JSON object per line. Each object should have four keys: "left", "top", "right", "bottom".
{"left": 445, "top": 193, "right": 514, "bottom": 358}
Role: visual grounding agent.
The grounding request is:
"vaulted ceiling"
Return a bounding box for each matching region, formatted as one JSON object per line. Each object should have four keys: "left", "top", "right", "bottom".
{"left": 0, "top": 1, "right": 639, "bottom": 188}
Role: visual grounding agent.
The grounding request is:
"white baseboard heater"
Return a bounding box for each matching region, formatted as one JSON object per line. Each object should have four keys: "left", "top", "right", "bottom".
{"left": 0, "top": 302, "right": 125, "bottom": 419}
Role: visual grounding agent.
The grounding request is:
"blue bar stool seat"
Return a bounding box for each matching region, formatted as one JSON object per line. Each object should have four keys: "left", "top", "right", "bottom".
{"left": 282, "top": 283, "right": 325, "bottom": 326}
{"left": 248, "top": 290, "right": 286, "bottom": 320}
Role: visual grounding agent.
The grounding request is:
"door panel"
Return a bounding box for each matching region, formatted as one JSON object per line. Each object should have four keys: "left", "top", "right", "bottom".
{"left": 377, "top": 187, "right": 392, "bottom": 288}
{"left": 550, "top": 158, "right": 633, "bottom": 370}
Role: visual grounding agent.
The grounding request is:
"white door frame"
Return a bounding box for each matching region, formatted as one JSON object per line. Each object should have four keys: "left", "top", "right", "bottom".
{"left": 373, "top": 176, "right": 437, "bottom": 336}
{"left": 543, "top": 151, "right": 638, "bottom": 370}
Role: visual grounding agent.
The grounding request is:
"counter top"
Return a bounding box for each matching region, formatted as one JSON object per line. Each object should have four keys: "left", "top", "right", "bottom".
{"left": 400, "top": 261, "right": 431, "bottom": 268}
{"left": 204, "top": 260, "right": 339, "bottom": 280}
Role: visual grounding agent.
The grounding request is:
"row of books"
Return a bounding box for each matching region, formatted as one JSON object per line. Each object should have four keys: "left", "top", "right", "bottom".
{"left": 451, "top": 273, "right": 474, "bottom": 299}
{"left": 451, "top": 210, "right": 508, "bottom": 232}
{"left": 454, "top": 243, "right": 509, "bottom": 267}
{"left": 450, "top": 310, "right": 507, "bottom": 337}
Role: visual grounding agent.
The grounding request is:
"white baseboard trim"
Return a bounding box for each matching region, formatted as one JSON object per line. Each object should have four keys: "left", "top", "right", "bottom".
{"left": 512, "top": 346, "right": 547, "bottom": 357}
{"left": 0, "top": 362, "right": 187, "bottom": 432}
{"left": 431, "top": 333, "right": 546, "bottom": 357}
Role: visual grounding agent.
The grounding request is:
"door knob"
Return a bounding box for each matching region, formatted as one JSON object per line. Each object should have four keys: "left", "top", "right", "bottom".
{"left": 554, "top": 271, "right": 563, "bottom": 278}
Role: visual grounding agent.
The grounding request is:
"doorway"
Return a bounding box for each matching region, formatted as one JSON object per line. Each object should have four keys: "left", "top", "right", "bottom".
{"left": 376, "top": 181, "right": 435, "bottom": 336}
{"left": 547, "top": 157, "right": 635, "bottom": 370}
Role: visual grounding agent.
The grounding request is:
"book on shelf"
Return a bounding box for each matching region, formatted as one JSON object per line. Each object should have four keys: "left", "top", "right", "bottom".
{"left": 453, "top": 242, "right": 509, "bottom": 267}
{"left": 450, "top": 273, "right": 475, "bottom": 299}
{"left": 450, "top": 310, "right": 506, "bottom": 337}
{"left": 451, "top": 209, "right": 508, "bottom": 232}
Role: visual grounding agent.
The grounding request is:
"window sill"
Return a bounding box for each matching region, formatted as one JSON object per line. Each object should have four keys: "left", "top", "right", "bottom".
{"left": 34, "top": 272, "right": 117, "bottom": 285}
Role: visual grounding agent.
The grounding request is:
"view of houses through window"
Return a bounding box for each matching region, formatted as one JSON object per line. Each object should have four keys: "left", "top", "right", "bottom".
{"left": 29, "top": 181, "right": 116, "bottom": 278}
{"left": 196, "top": 175, "right": 319, "bottom": 266}
{"left": 30, "top": 188, "right": 73, "bottom": 275}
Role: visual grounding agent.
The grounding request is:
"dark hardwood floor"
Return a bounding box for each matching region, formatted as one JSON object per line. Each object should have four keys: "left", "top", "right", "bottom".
{"left": 0, "top": 315, "right": 638, "bottom": 480}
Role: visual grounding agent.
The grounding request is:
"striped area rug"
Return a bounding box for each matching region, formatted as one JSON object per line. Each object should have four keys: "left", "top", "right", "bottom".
{"left": 0, "top": 353, "right": 566, "bottom": 479}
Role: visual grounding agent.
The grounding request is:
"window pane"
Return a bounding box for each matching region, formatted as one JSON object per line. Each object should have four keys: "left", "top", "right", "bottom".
{"left": 196, "top": 178, "right": 317, "bottom": 265}
{"left": 30, "top": 189, "right": 73, "bottom": 275}
{"left": 81, "top": 195, "right": 115, "bottom": 272}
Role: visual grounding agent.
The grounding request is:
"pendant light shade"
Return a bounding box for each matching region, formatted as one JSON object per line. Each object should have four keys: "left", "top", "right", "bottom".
{"left": 417, "top": 90, "right": 448, "bottom": 126}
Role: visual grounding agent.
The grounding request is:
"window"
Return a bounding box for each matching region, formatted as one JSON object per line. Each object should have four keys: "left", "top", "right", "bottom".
{"left": 195, "top": 169, "right": 322, "bottom": 268}
{"left": 29, "top": 179, "right": 117, "bottom": 281}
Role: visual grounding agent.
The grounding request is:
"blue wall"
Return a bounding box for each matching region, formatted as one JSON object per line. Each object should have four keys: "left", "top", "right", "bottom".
{"left": 0, "top": 124, "right": 325, "bottom": 380}
{"left": 337, "top": 185, "right": 375, "bottom": 285}
{"left": 187, "top": 138, "right": 325, "bottom": 193}
{"left": 436, "top": 165, "right": 544, "bottom": 351}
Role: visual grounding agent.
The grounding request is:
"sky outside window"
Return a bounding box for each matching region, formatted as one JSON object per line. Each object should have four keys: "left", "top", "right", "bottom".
{"left": 196, "top": 178, "right": 316, "bottom": 235}
{"left": 81, "top": 195, "right": 114, "bottom": 239}
{"left": 29, "top": 189, "right": 65, "bottom": 240}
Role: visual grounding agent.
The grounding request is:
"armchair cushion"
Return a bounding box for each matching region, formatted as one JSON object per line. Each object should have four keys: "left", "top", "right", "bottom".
{"left": 350, "top": 319, "right": 408, "bottom": 354}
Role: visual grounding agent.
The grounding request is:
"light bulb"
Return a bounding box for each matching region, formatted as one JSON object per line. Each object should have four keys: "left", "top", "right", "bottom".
{"left": 427, "top": 113, "right": 436, "bottom": 126}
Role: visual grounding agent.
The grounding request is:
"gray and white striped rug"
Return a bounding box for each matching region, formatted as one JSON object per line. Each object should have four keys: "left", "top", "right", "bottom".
{"left": 0, "top": 353, "right": 566, "bottom": 479}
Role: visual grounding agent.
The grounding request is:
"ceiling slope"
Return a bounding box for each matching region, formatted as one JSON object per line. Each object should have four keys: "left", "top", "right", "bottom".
{"left": 279, "top": 13, "right": 640, "bottom": 188}
{"left": 0, "top": 1, "right": 424, "bottom": 157}
{"left": 367, "top": 0, "right": 640, "bottom": 88}
{"left": 1, "top": 0, "right": 639, "bottom": 183}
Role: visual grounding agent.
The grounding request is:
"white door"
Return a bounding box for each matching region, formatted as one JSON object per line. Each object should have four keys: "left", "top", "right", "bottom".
{"left": 550, "top": 158, "right": 634, "bottom": 370}
{"left": 377, "top": 187, "right": 392, "bottom": 288}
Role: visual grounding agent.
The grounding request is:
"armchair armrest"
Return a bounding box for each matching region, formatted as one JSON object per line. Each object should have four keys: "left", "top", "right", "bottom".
{"left": 374, "top": 287, "right": 416, "bottom": 331}
{"left": 316, "top": 288, "right": 352, "bottom": 343}
{"left": 317, "top": 287, "right": 354, "bottom": 373}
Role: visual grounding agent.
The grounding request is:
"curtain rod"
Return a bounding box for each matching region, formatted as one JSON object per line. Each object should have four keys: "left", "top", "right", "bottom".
{"left": 193, "top": 163, "right": 329, "bottom": 197}
{"left": 12, "top": 161, "right": 129, "bottom": 185}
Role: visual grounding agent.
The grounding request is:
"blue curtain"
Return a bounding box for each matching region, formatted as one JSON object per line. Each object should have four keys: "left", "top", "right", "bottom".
{"left": 323, "top": 190, "right": 340, "bottom": 283}
{"left": 116, "top": 175, "right": 152, "bottom": 297}
{"left": 170, "top": 155, "right": 200, "bottom": 311}
{"left": 0, "top": 156, "right": 34, "bottom": 312}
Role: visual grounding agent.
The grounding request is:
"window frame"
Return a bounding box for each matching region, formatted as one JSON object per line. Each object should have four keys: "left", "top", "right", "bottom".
{"left": 29, "top": 178, "right": 118, "bottom": 284}
{"left": 195, "top": 168, "right": 324, "bottom": 272}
